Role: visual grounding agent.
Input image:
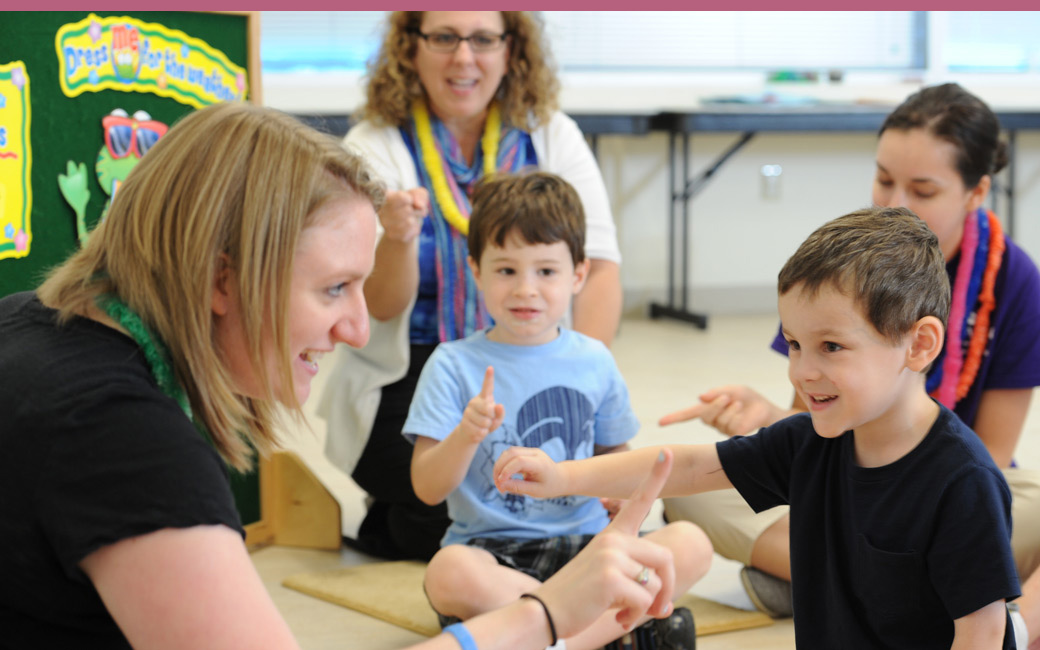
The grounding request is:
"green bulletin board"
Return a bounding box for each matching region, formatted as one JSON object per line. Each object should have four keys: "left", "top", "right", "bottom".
{"left": 0, "top": 11, "right": 255, "bottom": 294}
{"left": 0, "top": 11, "right": 264, "bottom": 526}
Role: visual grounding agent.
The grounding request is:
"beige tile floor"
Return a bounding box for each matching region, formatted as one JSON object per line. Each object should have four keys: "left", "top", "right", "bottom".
{"left": 255, "top": 312, "right": 1040, "bottom": 649}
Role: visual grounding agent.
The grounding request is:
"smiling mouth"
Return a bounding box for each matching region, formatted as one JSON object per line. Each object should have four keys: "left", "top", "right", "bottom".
{"left": 300, "top": 350, "right": 324, "bottom": 372}
{"left": 809, "top": 394, "right": 837, "bottom": 404}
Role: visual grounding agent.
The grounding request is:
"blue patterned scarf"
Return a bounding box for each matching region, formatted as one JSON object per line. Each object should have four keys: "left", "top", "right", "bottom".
{"left": 410, "top": 113, "right": 534, "bottom": 341}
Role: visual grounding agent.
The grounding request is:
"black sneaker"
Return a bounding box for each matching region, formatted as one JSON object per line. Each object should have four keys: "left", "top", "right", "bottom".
{"left": 644, "top": 606, "right": 695, "bottom": 650}
{"left": 601, "top": 606, "right": 695, "bottom": 650}
{"left": 600, "top": 634, "right": 635, "bottom": 650}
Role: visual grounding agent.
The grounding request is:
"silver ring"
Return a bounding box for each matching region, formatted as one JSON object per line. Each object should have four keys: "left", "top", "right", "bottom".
{"left": 636, "top": 566, "right": 651, "bottom": 586}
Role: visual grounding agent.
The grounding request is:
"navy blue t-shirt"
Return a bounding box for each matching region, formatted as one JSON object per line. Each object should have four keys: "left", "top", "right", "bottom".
{"left": 718, "top": 406, "right": 1020, "bottom": 648}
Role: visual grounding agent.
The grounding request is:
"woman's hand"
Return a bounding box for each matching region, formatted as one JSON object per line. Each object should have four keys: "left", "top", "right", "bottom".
{"left": 378, "top": 188, "right": 429, "bottom": 243}
{"left": 364, "top": 187, "right": 430, "bottom": 320}
{"left": 659, "top": 384, "right": 791, "bottom": 437}
{"left": 532, "top": 449, "right": 677, "bottom": 635}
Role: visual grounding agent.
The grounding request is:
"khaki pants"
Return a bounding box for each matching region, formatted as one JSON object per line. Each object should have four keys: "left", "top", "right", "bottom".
{"left": 664, "top": 467, "right": 1040, "bottom": 579}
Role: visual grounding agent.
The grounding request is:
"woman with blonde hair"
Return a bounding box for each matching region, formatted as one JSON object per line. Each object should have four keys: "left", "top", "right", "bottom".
{"left": 0, "top": 101, "right": 679, "bottom": 649}
{"left": 320, "top": 11, "right": 624, "bottom": 560}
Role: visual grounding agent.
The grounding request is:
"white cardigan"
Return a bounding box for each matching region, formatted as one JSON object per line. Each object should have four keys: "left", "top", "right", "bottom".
{"left": 319, "top": 111, "right": 621, "bottom": 473}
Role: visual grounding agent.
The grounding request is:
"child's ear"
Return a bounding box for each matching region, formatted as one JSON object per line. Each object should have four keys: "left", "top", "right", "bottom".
{"left": 906, "top": 315, "right": 944, "bottom": 372}
{"left": 572, "top": 258, "right": 591, "bottom": 294}
{"left": 467, "top": 256, "right": 482, "bottom": 284}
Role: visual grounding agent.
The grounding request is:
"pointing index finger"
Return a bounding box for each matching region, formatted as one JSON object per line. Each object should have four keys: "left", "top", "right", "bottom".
{"left": 481, "top": 366, "right": 495, "bottom": 400}
{"left": 607, "top": 449, "right": 673, "bottom": 536}
{"left": 658, "top": 404, "right": 704, "bottom": 427}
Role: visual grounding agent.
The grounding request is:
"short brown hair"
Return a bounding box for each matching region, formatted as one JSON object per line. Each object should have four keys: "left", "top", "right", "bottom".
{"left": 360, "top": 11, "right": 559, "bottom": 130}
{"left": 468, "top": 171, "right": 585, "bottom": 267}
{"left": 39, "top": 102, "right": 385, "bottom": 470}
{"left": 778, "top": 206, "right": 949, "bottom": 344}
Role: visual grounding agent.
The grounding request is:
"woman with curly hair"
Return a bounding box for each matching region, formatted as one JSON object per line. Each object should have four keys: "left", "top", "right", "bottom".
{"left": 320, "top": 11, "right": 623, "bottom": 561}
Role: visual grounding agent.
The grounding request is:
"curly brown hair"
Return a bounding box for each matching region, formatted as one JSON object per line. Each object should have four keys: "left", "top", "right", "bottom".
{"left": 360, "top": 11, "right": 560, "bottom": 131}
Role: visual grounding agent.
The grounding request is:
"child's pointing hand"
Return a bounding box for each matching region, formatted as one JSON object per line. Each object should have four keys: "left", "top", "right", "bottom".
{"left": 460, "top": 366, "right": 505, "bottom": 443}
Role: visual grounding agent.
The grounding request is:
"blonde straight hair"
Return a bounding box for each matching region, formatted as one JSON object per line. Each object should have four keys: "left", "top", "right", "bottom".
{"left": 39, "top": 103, "right": 385, "bottom": 471}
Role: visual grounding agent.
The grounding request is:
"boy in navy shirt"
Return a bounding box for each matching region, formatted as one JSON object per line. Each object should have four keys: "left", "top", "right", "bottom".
{"left": 497, "top": 207, "right": 1021, "bottom": 648}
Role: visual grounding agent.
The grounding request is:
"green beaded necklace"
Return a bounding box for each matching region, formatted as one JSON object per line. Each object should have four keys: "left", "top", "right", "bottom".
{"left": 96, "top": 293, "right": 192, "bottom": 419}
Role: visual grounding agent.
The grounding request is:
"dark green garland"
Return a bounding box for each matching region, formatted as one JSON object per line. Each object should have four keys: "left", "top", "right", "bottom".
{"left": 95, "top": 293, "right": 226, "bottom": 467}
{"left": 96, "top": 293, "right": 192, "bottom": 419}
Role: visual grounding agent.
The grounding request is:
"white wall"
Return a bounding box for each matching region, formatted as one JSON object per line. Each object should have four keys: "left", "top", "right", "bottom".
{"left": 593, "top": 127, "right": 877, "bottom": 316}
{"left": 264, "top": 71, "right": 1040, "bottom": 317}
{"left": 554, "top": 73, "right": 1040, "bottom": 316}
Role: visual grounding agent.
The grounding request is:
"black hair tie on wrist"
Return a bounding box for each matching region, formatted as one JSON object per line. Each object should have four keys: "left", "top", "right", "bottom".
{"left": 520, "top": 593, "right": 558, "bottom": 646}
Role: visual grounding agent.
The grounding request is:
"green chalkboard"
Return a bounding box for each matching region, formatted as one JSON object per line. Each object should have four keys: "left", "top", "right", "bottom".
{"left": 0, "top": 11, "right": 263, "bottom": 526}
{"left": 0, "top": 11, "right": 254, "bottom": 295}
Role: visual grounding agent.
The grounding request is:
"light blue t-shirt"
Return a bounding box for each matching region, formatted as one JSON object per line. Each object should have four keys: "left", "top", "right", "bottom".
{"left": 403, "top": 328, "right": 640, "bottom": 547}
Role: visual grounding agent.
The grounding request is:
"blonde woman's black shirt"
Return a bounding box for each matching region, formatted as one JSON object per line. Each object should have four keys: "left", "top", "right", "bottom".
{"left": 0, "top": 292, "right": 242, "bottom": 648}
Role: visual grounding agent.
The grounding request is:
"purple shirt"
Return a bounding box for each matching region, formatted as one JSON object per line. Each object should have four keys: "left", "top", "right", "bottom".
{"left": 772, "top": 236, "right": 1040, "bottom": 428}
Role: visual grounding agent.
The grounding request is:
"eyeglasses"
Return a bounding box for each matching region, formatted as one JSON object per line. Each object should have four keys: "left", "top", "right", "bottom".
{"left": 412, "top": 29, "right": 509, "bottom": 53}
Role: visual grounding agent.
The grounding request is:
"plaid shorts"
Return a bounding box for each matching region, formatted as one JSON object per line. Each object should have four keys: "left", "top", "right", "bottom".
{"left": 433, "top": 533, "right": 597, "bottom": 628}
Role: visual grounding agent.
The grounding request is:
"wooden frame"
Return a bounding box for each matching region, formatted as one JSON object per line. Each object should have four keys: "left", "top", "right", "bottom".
{"left": 245, "top": 451, "right": 342, "bottom": 551}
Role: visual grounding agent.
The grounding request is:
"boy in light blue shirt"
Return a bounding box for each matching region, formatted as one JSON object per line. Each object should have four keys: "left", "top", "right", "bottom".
{"left": 404, "top": 172, "right": 710, "bottom": 650}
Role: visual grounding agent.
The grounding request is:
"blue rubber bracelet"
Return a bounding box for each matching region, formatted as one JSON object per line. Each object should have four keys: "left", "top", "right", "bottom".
{"left": 443, "top": 622, "right": 478, "bottom": 650}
